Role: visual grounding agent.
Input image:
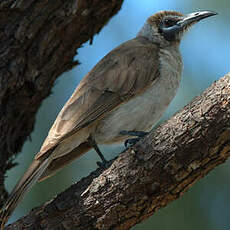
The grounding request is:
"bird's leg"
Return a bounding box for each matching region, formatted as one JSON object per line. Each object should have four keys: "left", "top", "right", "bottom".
{"left": 88, "top": 136, "right": 108, "bottom": 168}
{"left": 120, "top": 130, "right": 149, "bottom": 147}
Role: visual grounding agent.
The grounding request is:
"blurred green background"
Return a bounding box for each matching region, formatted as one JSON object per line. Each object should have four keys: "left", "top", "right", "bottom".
{"left": 5, "top": 0, "right": 230, "bottom": 229}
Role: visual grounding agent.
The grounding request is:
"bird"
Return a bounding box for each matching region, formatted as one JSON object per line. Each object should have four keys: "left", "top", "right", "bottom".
{"left": 0, "top": 10, "right": 217, "bottom": 229}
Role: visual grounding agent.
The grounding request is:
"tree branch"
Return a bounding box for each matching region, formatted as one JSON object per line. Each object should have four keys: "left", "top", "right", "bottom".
{"left": 0, "top": 0, "right": 124, "bottom": 204}
{"left": 5, "top": 74, "right": 230, "bottom": 229}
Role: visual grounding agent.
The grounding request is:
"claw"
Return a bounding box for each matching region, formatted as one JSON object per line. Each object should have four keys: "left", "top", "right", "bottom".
{"left": 88, "top": 136, "right": 108, "bottom": 167}
{"left": 120, "top": 130, "right": 149, "bottom": 147}
{"left": 96, "top": 160, "right": 110, "bottom": 169}
{"left": 124, "top": 137, "right": 141, "bottom": 147}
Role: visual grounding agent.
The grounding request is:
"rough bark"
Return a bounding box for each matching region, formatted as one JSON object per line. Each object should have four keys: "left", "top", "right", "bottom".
{"left": 4, "top": 74, "right": 230, "bottom": 229}
{"left": 0, "top": 0, "right": 124, "bottom": 205}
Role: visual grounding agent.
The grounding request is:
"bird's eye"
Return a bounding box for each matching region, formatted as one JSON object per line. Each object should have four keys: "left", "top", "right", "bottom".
{"left": 163, "top": 19, "right": 175, "bottom": 27}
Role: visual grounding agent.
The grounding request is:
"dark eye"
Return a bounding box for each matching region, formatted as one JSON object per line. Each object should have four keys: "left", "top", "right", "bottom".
{"left": 163, "top": 19, "right": 175, "bottom": 27}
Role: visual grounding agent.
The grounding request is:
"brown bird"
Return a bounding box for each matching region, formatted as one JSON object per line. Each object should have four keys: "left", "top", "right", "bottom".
{"left": 0, "top": 10, "right": 216, "bottom": 229}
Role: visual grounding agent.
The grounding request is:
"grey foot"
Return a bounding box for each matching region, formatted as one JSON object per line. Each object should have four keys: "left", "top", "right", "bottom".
{"left": 88, "top": 135, "right": 108, "bottom": 167}
{"left": 124, "top": 137, "right": 141, "bottom": 147}
{"left": 96, "top": 160, "right": 110, "bottom": 169}
{"left": 120, "top": 130, "right": 149, "bottom": 147}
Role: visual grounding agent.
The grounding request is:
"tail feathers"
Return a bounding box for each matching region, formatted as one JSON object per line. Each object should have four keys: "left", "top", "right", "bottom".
{"left": 0, "top": 157, "right": 51, "bottom": 229}
{"left": 39, "top": 142, "right": 91, "bottom": 182}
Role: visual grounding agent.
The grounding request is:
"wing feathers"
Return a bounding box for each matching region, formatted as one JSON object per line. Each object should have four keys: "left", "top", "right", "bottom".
{"left": 37, "top": 36, "right": 159, "bottom": 160}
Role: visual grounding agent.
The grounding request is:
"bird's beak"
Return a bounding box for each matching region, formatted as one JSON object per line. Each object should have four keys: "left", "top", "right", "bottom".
{"left": 177, "top": 11, "right": 217, "bottom": 28}
{"left": 160, "top": 11, "right": 217, "bottom": 41}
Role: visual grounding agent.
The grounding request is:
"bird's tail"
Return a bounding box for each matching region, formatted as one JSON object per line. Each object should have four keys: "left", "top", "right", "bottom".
{"left": 0, "top": 156, "right": 51, "bottom": 229}
{"left": 39, "top": 141, "right": 91, "bottom": 182}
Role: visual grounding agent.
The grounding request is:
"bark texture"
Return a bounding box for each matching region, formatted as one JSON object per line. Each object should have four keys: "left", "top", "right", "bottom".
{"left": 0, "top": 0, "right": 124, "bottom": 205}
{"left": 5, "top": 74, "right": 230, "bottom": 229}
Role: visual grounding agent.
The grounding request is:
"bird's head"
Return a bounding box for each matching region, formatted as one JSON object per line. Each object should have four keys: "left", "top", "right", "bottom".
{"left": 138, "top": 10, "right": 217, "bottom": 46}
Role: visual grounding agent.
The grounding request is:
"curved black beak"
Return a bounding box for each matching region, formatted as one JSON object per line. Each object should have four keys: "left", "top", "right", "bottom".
{"left": 177, "top": 11, "right": 217, "bottom": 28}
{"left": 160, "top": 10, "right": 217, "bottom": 41}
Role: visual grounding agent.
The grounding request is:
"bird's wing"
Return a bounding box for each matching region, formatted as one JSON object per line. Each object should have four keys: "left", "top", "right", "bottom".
{"left": 36, "top": 36, "right": 160, "bottom": 159}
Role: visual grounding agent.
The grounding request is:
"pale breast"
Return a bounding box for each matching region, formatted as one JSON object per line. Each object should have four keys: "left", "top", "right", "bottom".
{"left": 94, "top": 46, "right": 183, "bottom": 144}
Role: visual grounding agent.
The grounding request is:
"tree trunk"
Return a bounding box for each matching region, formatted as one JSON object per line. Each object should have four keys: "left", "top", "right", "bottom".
{"left": 0, "top": 0, "right": 124, "bottom": 205}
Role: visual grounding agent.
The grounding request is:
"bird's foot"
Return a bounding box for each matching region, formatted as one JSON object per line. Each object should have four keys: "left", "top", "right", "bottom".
{"left": 120, "top": 130, "right": 149, "bottom": 147}
{"left": 124, "top": 137, "right": 141, "bottom": 147}
{"left": 88, "top": 135, "right": 109, "bottom": 169}
{"left": 96, "top": 159, "right": 110, "bottom": 169}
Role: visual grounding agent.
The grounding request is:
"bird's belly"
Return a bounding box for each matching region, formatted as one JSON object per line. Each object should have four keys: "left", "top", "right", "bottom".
{"left": 94, "top": 75, "right": 180, "bottom": 144}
